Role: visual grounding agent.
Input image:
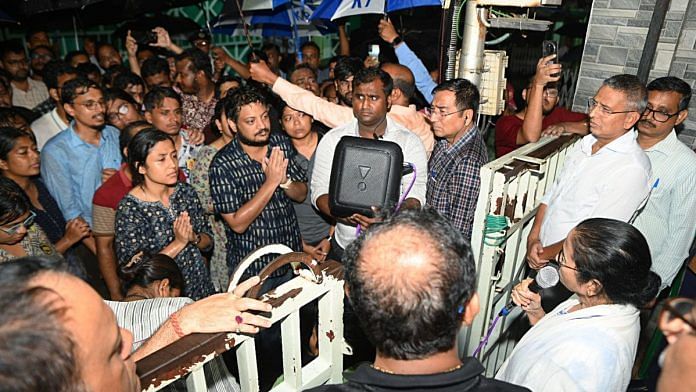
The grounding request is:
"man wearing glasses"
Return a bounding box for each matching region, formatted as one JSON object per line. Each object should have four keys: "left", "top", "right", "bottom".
{"left": 426, "top": 79, "right": 487, "bottom": 240}
{"left": 495, "top": 55, "right": 587, "bottom": 157}
{"left": 41, "top": 77, "right": 121, "bottom": 231}
{"left": 633, "top": 77, "right": 696, "bottom": 292}
{"left": 526, "top": 74, "right": 651, "bottom": 270}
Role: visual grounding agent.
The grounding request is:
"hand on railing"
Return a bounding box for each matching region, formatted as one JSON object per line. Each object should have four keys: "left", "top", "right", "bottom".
{"left": 177, "top": 276, "right": 273, "bottom": 335}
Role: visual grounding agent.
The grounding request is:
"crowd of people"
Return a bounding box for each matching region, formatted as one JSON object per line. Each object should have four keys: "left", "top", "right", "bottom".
{"left": 0, "top": 17, "right": 694, "bottom": 392}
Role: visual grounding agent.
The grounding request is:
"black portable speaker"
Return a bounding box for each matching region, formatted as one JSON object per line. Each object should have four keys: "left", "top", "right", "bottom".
{"left": 328, "top": 136, "right": 404, "bottom": 218}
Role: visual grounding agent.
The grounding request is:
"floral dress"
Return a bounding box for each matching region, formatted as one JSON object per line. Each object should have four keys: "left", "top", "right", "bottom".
{"left": 190, "top": 145, "right": 229, "bottom": 292}
{"left": 115, "top": 182, "right": 215, "bottom": 300}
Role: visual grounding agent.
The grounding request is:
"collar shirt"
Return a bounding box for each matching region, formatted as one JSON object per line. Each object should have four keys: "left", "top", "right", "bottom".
{"left": 11, "top": 78, "right": 49, "bottom": 110}
{"left": 427, "top": 125, "right": 488, "bottom": 240}
{"left": 31, "top": 108, "right": 68, "bottom": 150}
{"left": 310, "top": 117, "right": 428, "bottom": 249}
{"left": 633, "top": 130, "right": 696, "bottom": 290}
{"left": 209, "top": 132, "right": 306, "bottom": 277}
{"left": 40, "top": 123, "right": 121, "bottom": 226}
{"left": 539, "top": 130, "right": 651, "bottom": 245}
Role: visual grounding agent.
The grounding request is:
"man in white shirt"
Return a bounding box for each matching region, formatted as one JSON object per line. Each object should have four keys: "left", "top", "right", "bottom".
{"left": 30, "top": 61, "right": 78, "bottom": 149}
{"left": 311, "top": 67, "right": 427, "bottom": 260}
{"left": 527, "top": 74, "right": 652, "bottom": 268}
{"left": 634, "top": 76, "right": 696, "bottom": 291}
{"left": 1, "top": 41, "right": 49, "bottom": 110}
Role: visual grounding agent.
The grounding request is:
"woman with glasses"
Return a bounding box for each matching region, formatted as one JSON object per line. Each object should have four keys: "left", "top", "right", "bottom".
{"left": 0, "top": 176, "right": 57, "bottom": 262}
{"left": 496, "top": 218, "right": 661, "bottom": 392}
{"left": 0, "top": 127, "right": 89, "bottom": 275}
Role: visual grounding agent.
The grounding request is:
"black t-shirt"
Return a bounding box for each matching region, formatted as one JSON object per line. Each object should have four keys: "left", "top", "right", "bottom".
{"left": 308, "top": 359, "right": 529, "bottom": 392}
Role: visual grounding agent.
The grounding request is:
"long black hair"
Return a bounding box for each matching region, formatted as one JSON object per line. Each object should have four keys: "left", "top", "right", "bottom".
{"left": 571, "top": 218, "right": 660, "bottom": 308}
{"left": 0, "top": 126, "right": 34, "bottom": 162}
{"left": 119, "top": 253, "right": 185, "bottom": 294}
{"left": 0, "top": 176, "right": 30, "bottom": 225}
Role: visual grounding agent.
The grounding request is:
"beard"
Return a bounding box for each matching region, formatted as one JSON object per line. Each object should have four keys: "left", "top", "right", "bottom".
{"left": 338, "top": 92, "right": 352, "bottom": 107}
{"left": 11, "top": 69, "right": 29, "bottom": 81}
{"left": 542, "top": 106, "right": 555, "bottom": 116}
{"left": 237, "top": 128, "right": 270, "bottom": 147}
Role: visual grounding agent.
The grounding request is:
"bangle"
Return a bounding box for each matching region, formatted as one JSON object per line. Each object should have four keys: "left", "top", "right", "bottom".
{"left": 170, "top": 312, "right": 185, "bottom": 338}
{"left": 279, "top": 177, "right": 292, "bottom": 189}
{"left": 192, "top": 233, "right": 201, "bottom": 246}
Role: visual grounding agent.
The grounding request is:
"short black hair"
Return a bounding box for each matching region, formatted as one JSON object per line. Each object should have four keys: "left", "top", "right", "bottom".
{"left": 119, "top": 120, "right": 153, "bottom": 162}
{"left": 0, "top": 256, "right": 84, "bottom": 392}
{"left": 120, "top": 253, "right": 185, "bottom": 294}
{"left": 647, "top": 76, "right": 692, "bottom": 111}
{"left": 103, "top": 87, "right": 138, "bottom": 107}
{"left": 0, "top": 40, "right": 25, "bottom": 60}
{"left": 40, "top": 61, "right": 77, "bottom": 91}
{"left": 215, "top": 75, "right": 243, "bottom": 99}
{"left": 63, "top": 50, "right": 89, "bottom": 64}
{"left": 344, "top": 207, "right": 477, "bottom": 360}
{"left": 432, "top": 78, "right": 481, "bottom": 114}
{"left": 143, "top": 87, "right": 181, "bottom": 112}
{"left": 0, "top": 109, "right": 30, "bottom": 130}
{"left": 261, "top": 42, "right": 280, "bottom": 54}
{"left": 224, "top": 85, "right": 267, "bottom": 122}
{"left": 602, "top": 74, "right": 647, "bottom": 113}
{"left": 571, "top": 218, "right": 661, "bottom": 308}
{"left": 29, "top": 45, "right": 54, "bottom": 57}
{"left": 113, "top": 71, "right": 145, "bottom": 91}
{"left": 333, "top": 56, "right": 363, "bottom": 82}
{"left": 291, "top": 63, "right": 317, "bottom": 80}
{"left": 74, "top": 62, "right": 100, "bottom": 79}
{"left": 141, "top": 57, "right": 170, "bottom": 80}
{"left": 0, "top": 176, "right": 31, "bottom": 225}
{"left": 300, "top": 41, "right": 320, "bottom": 53}
{"left": 59, "top": 77, "right": 101, "bottom": 105}
{"left": 101, "top": 64, "right": 129, "bottom": 88}
{"left": 175, "top": 48, "right": 212, "bottom": 79}
{"left": 352, "top": 67, "right": 393, "bottom": 97}
{"left": 127, "top": 129, "right": 175, "bottom": 187}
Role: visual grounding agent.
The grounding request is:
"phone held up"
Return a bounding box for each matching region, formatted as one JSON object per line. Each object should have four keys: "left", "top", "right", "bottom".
{"left": 542, "top": 40, "right": 559, "bottom": 76}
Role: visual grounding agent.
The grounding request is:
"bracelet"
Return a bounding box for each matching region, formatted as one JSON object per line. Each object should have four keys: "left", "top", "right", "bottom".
{"left": 170, "top": 312, "right": 185, "bottom": 338}
{"left": 279, "top": 177, "right": 292, "bottom": 190}
{"left": 192, "top": 233, "right": 201, "bottom": 246}
{"left": 391, "top": 36, "right": 403, "bottom": 47}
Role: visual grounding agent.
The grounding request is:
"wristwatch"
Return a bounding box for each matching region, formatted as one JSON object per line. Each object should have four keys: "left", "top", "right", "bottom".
{"left": 391, "top": 36, "right": 403, "bottom": 48}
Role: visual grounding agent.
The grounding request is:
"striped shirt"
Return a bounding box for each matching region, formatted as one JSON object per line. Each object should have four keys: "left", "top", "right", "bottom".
{"left": 209, "top": 132, "right": 306, "bottom": 278}
{"left": 106, "top": 298, "right": 241, "bottom": 392}
{"left": 11, "top": 78, "right": 49, "bottom": 110}
{"left": 633, "top": 130, "right": 696, "bottom": 290}
{"left": 427, "top": 126, "right": 488, "bottom": 240}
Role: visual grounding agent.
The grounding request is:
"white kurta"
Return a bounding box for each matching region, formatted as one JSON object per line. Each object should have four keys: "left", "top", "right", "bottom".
{"left": 496, "top": 299, "right": 640, "bottom": 392}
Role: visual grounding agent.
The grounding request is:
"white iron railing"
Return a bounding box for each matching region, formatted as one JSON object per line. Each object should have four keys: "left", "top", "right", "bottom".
{"left": 137, "top": 249, "right": 345, "bottom": 392}
{"left": 459, "top": 134, "right": 580, "bottom": 376}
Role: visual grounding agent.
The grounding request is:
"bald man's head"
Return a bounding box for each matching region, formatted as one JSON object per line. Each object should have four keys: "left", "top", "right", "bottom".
{"left": 381, "top": 63, "right": 415, "bottom": 106}
{"left": 344, "top": 207, "right": 477, "bottom": 360}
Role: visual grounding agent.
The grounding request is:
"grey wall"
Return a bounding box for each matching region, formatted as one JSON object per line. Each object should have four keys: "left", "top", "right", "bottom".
{"left": 574, "top": 0, "right": 696, "bottom": 149}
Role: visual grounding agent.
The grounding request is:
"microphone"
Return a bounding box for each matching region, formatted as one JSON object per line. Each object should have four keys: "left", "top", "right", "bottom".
{"left": 500, "top": 263, "right": 560, "bottom": 316}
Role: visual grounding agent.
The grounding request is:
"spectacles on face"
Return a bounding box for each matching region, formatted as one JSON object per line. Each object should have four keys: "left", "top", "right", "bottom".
{"left": 31, "top": 53, "right": 53, "bottom": 61}
{"left": 642, "top": 106, "right": 681, "bottom": 123}
{"left": 552, "top": 248, "right": 580, "bottom": 271}
{"left": 425, "top": 106, "right": 466, "bottom": 119}
{"left": 543, "top": 89, "right": 559, "bottom": 98}
{"left": 660, "top": 297, "right": 696, "bottom": 331}
{"left": 107, "top": 103, "right": 130, "bottom": 123}
{"left": 74, "top": 99, "right": 106, "bottom": 111}
{"left": 0, "top": 211, "right": 36, "bottom": 235}
{"left": 587, "top": 98, "right": 636, "bottom": 116}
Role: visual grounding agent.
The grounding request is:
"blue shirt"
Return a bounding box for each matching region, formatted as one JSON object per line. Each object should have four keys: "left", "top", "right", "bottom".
{"left": 40, "top": 123, "right": 121, "bottom": 226}
{"left": 395, "top": 42, "right": 437, "bottom": 103}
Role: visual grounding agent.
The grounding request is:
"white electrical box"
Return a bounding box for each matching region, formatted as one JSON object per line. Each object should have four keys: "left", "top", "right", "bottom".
{"left": 479, "top": 50, "right": 508, "bottom": 116}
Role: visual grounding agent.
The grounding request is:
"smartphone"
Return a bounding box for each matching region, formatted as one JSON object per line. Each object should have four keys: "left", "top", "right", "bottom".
{"left": 132, "top": 30, "right": 157, "bottom": 45}
{"left": 542, "top": 40, "right": 558, "bottom": 63}
{"left": 368, "top": 44, "right": 380, "bottom": 63}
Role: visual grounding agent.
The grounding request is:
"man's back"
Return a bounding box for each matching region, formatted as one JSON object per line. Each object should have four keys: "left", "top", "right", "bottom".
{"left": 309, "top": 361, "right": 528, "bottom": 392}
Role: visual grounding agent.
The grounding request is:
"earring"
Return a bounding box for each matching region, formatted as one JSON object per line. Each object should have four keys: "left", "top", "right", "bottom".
{"left": 457, "top": 304, "right": 465, "bottom": 314}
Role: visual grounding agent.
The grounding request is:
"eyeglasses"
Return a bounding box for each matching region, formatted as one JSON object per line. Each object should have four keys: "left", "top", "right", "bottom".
{"left": 425, "top": 107, "right": 466, "bottom": 119}
{"left": 642, "top": 106, "right": 681, "bottom": 123}
{"left": 74, "top": 99, "right": 106, "bottom": 111}
{"left": 543, "top": 89, "right": 559, "bottom": 98}
{"left": 0, "top": 211, "right": 36, "bottom": 235}
{"left": 31, "top": 53, "right": 53, "bottom": 61}
{"left": 107, "top": 103, "right": 130, "bottom": 122}
{"left": 587, "top": 98, "right": 636, "bottom": 116}
{"left": 660, "top": 297, "right": 696, "bottom": 331}
{"left": 552, "top": 248, "right": 579, "bottom": 271}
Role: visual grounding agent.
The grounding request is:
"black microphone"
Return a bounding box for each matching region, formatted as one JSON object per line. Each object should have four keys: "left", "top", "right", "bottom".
{"left": 500, "top": 264, "right": 560, "bottom": 316}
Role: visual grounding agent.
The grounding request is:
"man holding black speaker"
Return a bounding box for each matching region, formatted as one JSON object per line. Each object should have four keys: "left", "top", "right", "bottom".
{"left": 426, "top": 79, "right": 488, "bottom": 240}
{"left": 310, "top": 67, "right": 427, "bottom": 261}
